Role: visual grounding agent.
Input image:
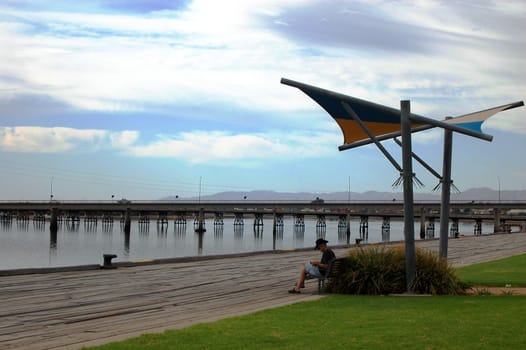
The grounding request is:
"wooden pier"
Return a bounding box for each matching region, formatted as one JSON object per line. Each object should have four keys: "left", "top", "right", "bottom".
{"left": 1, "top": 201, "right": 525, "bottom": 241}
{"left": 1, "top": 232, "right": 526, "bottom": 350}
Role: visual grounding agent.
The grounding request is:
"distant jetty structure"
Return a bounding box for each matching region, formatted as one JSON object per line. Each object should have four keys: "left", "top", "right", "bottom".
{"left": 1, "top": 200, "right": 525, "bottom": 245}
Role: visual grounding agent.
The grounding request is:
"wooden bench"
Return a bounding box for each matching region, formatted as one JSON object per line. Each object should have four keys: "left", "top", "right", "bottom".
{"left": 306, "top": 257, "right": 345, "bottom": 293}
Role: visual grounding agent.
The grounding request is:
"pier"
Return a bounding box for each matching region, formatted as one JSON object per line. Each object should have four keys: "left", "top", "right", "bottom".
{"left": 1, "top": 201, "right": 525, "bottom": 240}
{"left": 0, "top": 232, "right": 526, "bottom": 349}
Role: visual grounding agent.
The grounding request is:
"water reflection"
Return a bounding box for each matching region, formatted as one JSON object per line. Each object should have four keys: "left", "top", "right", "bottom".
{"left": 138, "top": 222, "right": 149, "bottom": 236}
{"left": 102, "top": 222, "right": 114, "bottom": 234}
{"left": 123, "top": 230, "right": 130, "bottom": 257}
{"left": 65, "top": 220, "right": 80, "bottom": 232}
{"left": 337, "top": 226, "right": 348, "bottom": 244}
{"left": 193, "top": 216, "right": 206, "bottom": 232}
{"left": 34, "top": 220, "right": 46, "bottom": 232}
{"left": 274, "top": 224, "right": 284, "bottom": 240}
{"left": 381, "top": 217, "right": 391, "bottom": 242}
{"left": 1, "top": 218, "right": 12, "bottom": 230}
{"left": 84, "top": 221, "right": 97, "bottom": 234}
{"left": 234, "top": 224, "right": 244, "bottom": 239}
{"left": 2, "top": 215, "right": 491, "bottom": 271}
{"left": 253, "top": 225, "right": 263, "bottom": 250}
{"left": 214, "top": 225, "right": 224, "bottom": 238}
{"left": 315, "top": 226, "right": 326, "bottom": 239}
{"left": 293, "top": 225, "right": 305, "bottom": 245}
{"left": 233, "top": 224, "right": 244, "bottom": 251}
{"left": 17, "top": 220, "right": 30, "bottom": 232}
{"left": 49, "top": 229, "right": 57, "bottom": 252}
{"left": 174, "top": 224, "right": 186, "bottom": 253}
{"left": 253, "top": 225, "right": 263, "bottom": 239}
{"left": 214, "top": 225, "right": 224, "bottom": 250}
{"left": 157, "top": 222, "right": 168, "bottom": 237}
{"left": 196, "top": 232, "right": 204, "bottom": 255}
{"left": 174, "top": 223, "right": 186, "bottom": 238}
{"left": 272, "top": 224, "right": 284, "bottom": 250}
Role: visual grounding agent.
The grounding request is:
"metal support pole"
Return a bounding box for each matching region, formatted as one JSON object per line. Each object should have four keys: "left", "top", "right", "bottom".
{"left": 401, "top": 100, "right": 416, "bottom": 293}
{"left": 439, "top": 117, "right": 453, "bottom": 258}
{"left": 346, "top": 210, "right": 351, "bottom": 245}
{"left": 494, "top": 208, "right": 501, "bottom": 233}
{"left": 195, "top": 208, "right": 206, "bottom": 234}
{"left": 419, "top": 207, "right": 426, "bottom": 239}
{"left": 272, "top": 211, "right": 277, "bottom": 251}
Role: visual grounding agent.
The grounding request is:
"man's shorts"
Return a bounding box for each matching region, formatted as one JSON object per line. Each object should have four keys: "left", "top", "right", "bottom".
{"left": 305, "top": 262, "right": 323, "bottom": 278}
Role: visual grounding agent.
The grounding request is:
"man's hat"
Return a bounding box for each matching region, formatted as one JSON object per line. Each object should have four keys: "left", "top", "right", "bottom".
{"left": 315, "top": 238, "right": 329, "bottom": 249}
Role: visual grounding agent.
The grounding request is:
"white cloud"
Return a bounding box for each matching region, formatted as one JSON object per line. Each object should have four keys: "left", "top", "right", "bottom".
{"left": 0, "top": 0, "right": 524, "bottom": 133}
{"left": 412, "top": 128, "right": 442, "bottom": 145}
{"left": 128, "top": 130, "right": 339, "bottom": 163}
{"left": 0, "top": 126, "right": 140, "bottom": 153}
{"left": 0, "top": 126, "right": 107, "bottom": 152}
{"left": 109, "top": 130, "right": 140, "bottom": 148}
{"left": 483, "top": 109, "right": 526, "bottom": 134}
{"left": 0, "top": 124, "right": 339, "bottom": 163}
{"left": 0, "top": 1, "right": 315, "bottom": 113}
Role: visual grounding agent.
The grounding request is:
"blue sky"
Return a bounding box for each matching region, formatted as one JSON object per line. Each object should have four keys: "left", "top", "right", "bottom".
{"left": 0, "top": 0, "right": 525, "bottom": 200}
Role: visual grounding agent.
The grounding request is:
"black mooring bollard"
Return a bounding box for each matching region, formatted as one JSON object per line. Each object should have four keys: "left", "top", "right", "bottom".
{"left": 101, "top": 254, "right": 118, "bottom": 269}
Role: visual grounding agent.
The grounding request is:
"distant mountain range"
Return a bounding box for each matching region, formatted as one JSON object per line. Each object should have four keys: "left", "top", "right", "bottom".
{"left": 162, "top": 187, "right": 526, "bottom": 201}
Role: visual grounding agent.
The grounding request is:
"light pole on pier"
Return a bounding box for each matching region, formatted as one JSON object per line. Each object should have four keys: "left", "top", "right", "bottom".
{"left": 50, "top": 177, "right": 54, "bottom": 202}
{"left": 498, "top": 176, "right": 501, "bottom": 203}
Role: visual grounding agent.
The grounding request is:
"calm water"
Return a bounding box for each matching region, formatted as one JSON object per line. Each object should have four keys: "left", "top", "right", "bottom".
{"left": 0, "top": 217, "right": 493, "bottom": 270}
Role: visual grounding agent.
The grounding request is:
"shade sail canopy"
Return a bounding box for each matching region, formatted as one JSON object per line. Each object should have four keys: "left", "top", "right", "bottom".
{"left": 281, "top": 77, "right": 524, "bottom": 145}
{"left": 444, "top": 103, "right": 524, "bottom": 132}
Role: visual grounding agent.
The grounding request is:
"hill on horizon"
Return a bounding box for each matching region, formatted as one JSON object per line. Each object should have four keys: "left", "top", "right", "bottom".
{"left": 161, "top": 187, "right": 526, "bottom": 201}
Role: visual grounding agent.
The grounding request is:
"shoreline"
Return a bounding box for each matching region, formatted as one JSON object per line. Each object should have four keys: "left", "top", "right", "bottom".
{"left": 2, "top": 231, "right": 524, "bottom": 275}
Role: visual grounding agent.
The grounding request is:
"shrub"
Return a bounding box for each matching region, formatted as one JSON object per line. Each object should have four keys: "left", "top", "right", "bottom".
{"left": 412, "top": 247, "right": 465, "bottom": 295}
{"left": 327, "top": 245, "right": 465, "bottom": 295}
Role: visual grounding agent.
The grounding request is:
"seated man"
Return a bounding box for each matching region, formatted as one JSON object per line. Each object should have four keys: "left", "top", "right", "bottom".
{"left": 288, "top": 238, "right": 336, "bottom": 294}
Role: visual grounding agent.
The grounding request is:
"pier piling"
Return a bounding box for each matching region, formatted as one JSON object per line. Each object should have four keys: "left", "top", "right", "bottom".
{"left": 49, "top": 208, "right": 58, "bottom": 233}
{"left": 124, "top": 208, "right": 131, "bottom": 235}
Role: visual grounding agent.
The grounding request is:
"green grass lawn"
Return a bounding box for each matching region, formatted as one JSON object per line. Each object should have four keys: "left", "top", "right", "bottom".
{"left": 86, "top": 254, "right": 526, "bottom": 350}
{"left": 88, "top": 295, "right": 526, "bottom": 350}
{"left": 457, "top": 253, "right": 526, "bottom": 287}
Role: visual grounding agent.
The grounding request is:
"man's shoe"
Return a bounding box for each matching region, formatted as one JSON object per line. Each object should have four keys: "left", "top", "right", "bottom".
{"left": 288, "top": 288, "right": 301, "bottom": 294}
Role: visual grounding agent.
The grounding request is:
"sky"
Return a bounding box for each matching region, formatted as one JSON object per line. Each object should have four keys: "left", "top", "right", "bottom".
{"left": 0, "top": 0, "right": 525, "bottom": 200}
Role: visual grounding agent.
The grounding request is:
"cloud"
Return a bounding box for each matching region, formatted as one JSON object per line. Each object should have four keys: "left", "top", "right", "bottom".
{"left": 0, "top": 126, "right": 102, "bottom": 152}
{"left": 483, "top": 109, "right": 526, "bottom": 135}
{"left": 110, "top": 130, "right": 140, "bottom": 147}
{"left": 101, "top": 0, "right": 190, "bottom": 14}
{"left": 0, "top": 126, "right": 138, "bottom": 153}
{"left": 0, "top": 124, "right": 339, "bottom": 164}
{"left": 267, "top": 0, "right": 526, "bottom": 54}
{"left": 128, "top": 129, "right": 339, "bottom": 163}
{"left": 0, "top": 0, "right": 524, "bottom": 135}
{"left": 262, "top": 2, "right": 445, "bottom": 54}
{"left": 412, "top": 129, "right": 442, "bottom": 145}
{"left": 0, "top": 2, "right": 316, "bottom": 115}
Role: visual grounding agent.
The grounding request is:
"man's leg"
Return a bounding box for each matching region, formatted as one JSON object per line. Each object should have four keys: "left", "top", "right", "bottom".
{"left": 293, "top": 263, "right": 307, "bottom": 291}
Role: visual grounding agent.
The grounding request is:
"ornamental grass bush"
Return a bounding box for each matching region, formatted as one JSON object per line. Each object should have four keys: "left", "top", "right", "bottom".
{"left": 327, "top": 245, "right": 465, "bottom": 295}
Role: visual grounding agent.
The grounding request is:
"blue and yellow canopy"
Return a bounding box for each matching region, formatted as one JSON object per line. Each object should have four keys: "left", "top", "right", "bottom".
{"left": 281, "top": 78, "right": 523, "bottom": 145}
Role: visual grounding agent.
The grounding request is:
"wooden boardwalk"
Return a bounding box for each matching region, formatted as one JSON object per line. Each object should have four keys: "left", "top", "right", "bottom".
{"left": 1, "top": 232, "right": 525, "bottom": 350}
